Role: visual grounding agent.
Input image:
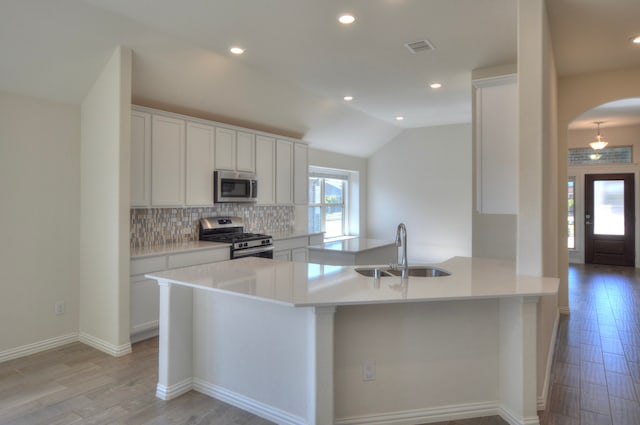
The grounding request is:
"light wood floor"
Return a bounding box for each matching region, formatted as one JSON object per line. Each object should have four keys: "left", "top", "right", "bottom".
{"left": 0, "top": 337, "right": 273, "bottom": 425}
{"left": 540, "top": 264, "right": 640, "bottom": 425}
{"left": 5, "top": 263, "right": 638, "bottom": 425}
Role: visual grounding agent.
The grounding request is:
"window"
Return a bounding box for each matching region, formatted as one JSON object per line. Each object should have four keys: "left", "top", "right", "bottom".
{"left": 568, "top": 177, "right": 575, "bottom": 249}
{"left": 568, "top": 146, "right": 632, "bottom": 165}
{"left": 309, "top": 170, "right": 348, "bottom": 238}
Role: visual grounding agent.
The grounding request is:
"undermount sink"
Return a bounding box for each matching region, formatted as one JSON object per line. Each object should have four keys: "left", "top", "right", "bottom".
{"left": 355, "top": 266, "right": 451, "bottom": 278}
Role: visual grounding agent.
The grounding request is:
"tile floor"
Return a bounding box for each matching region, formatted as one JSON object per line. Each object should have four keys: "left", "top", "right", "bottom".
{"left": 540, "top": 264, "right": 640, "bottom": 425}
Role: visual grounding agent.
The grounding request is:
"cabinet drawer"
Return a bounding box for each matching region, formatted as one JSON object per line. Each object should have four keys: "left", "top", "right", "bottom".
{"left": 274, "top": 236, "right": 308, "bottom": 251}
{"left": 130, "top": 256, "right": 167, "bottom": 275}
{"left": 167, "top": 248, "right": 230, "bottom": 269}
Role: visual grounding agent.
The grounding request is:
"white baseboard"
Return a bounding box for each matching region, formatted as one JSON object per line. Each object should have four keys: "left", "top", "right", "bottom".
{"left": 498, "top": 406, "right": 540, "bottom": 425}
{"left": 156, "top": 378, "right": 194, "bottom": 400}
{"left": 537, "top": 309, "right": 560, "bottom": 411}
{"left": 130, "top": 326, "right": 159, "bottom": 343}
{"left": 0, "top": 333, "right": 79, "bottom": 363}
{"left": 193, "top": 378, "right": 307, "bottom": 425}
{"left": 334, "top": 401, "right": 499, "bottom": 425}
{"left": 79, "top": 332, "right": 132, "bottom": 357}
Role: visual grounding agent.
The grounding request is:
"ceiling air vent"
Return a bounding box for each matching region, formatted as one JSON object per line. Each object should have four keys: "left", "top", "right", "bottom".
{"left": 404, "top": 39, "right": 435, "bottom": 54}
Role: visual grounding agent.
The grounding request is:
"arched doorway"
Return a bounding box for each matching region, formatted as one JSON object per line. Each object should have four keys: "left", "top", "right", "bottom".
{"left": 566, "top": 98, "right": 640, "bottom": 267}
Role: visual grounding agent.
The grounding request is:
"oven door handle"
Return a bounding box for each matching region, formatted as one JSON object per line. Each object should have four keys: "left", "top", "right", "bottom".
{"left": 233, "top": 245, "right": 274, "bottom": 258}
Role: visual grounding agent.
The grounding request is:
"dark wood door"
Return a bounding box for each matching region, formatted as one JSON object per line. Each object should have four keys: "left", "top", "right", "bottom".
{"left": 585, "top": 173, "right": 635, "bottom": 266}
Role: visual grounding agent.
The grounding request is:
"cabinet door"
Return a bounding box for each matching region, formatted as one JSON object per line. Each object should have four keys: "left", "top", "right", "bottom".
{"left": 130, "top": 275, "right": 159, "bottom": 336}
{"left": 474, "top": 77, "right": 517, "bottom": 214}
{"left": 294, "top": 143, "right": 308, "bottom": 205}
{"left": 236, "top": 131, "right": 255, "bottom": 172}
{"left": 291, "top": 247, "right": 308, "bottom": 263}
{"left": 185, "top": 122, "right": 215, "bottom": 206}
{"left": 276, "top": 139, "right": 293, "bottom": 204}
{"left": 151, "top": 115, "right": 185, "bottom": 206}
{"left": 214, "top": 127, "right": 236, "bottom": 171}
{"left": 256, "top": 135, "right": 276, "bottom": 205}
{"left": 131, "top": 110, "right": 151, "bottom": 207}
{"left": 274, "top": 250, "right": 292, "bottom": 262}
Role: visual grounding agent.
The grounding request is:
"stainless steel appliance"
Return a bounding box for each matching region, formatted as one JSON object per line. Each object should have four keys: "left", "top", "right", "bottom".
{"left": 214, "top": 171, "right": 257, "bottom": 203}
{"left": 199, "top": 216, "right": 273, "bottom": 259}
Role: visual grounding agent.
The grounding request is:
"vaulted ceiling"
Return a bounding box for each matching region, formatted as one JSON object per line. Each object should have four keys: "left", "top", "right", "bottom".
{"left": 1, "top": 0, "right": 639, "bottom": 156}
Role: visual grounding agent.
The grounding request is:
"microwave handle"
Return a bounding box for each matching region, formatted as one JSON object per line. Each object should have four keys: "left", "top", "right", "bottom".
{"left": 251, "top": 180, "right": 258, "bottom": 198}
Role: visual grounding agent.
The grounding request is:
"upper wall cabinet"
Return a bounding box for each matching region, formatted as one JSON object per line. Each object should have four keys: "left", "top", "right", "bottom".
{"left": 214, "top": 127, "right": 236, "bottom": 171}
{"left": 473, "top": 74, "right": 518, "bottom": 215}
{"left": 256, "top": 135, "right": 276, "bottom": 205}
{"left": 130, "top": 106, "right": 305, "bottom": 208}
{"left": 236, "top": 131, "right": 256, "bottom": 172}
{"left": 185, "top": 122, "right": 215, "bottom": 206}
{"left": 131, "top": 111, "right": 151, "bottom": 207}
{"left": 214, "top": 128, "right": 256, "bottom": 173}
{"left": 151, "top": 115, "right": 185, "bottom": 206}
{"left": 276, "top": 139, "right": 293, "bottom": 204}
{"left": 294, "top": 143, "right": 308, "bottom": 205}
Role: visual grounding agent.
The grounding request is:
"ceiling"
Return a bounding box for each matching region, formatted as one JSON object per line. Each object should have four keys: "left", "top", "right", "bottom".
{"left": 1, "top": 0, "right": 639, "bottom": 156}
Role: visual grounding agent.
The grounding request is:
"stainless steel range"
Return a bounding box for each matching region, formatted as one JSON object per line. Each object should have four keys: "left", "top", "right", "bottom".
{"left": 198, "top": 216, "right": 274, "bottom": 259}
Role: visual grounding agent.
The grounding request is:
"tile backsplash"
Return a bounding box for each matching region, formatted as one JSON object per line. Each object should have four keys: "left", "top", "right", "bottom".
{"left": 130, "top": 205, "right": 295, "bottom": 247}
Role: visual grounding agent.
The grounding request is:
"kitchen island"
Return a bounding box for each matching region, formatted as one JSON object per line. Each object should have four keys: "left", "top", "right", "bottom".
{"left": 146, "top": 257, "right": 558, "bottom": 425}
{"left": 307, "top": 237, "right": 396, "bottom": 266}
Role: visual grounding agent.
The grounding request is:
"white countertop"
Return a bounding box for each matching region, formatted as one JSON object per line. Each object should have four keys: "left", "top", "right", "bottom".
{"left": 270, "top": 230, "right": 324, "bottom": 241}
{"left": 146, "top": 256, "right": 559, "bottom": 307}
{"left": 308, "top": 238, "right": 395, "bottom": 253}
{"left": 131, "top": 240, "right": 230, "bottom": 259}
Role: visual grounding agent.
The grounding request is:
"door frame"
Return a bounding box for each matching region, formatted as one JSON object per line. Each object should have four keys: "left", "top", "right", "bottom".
{"left": 584, "top": 173, "right": 635, "bottom": 266}
{"left": 567, "top": 165, "right": 639, "bottom": 267}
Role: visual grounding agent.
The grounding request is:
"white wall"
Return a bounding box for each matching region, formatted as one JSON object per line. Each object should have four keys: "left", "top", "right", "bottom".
{"left": 308, "top": 148, "right": 368, "bottom": 237}
{"left": 367, "top": 124, "right": 472, "bottom": 263}
{"left": 0, "top": 91, "right": 80, "bottom": 355}
{"left": 79, "top": 46, "right": 132, "bottom": 355}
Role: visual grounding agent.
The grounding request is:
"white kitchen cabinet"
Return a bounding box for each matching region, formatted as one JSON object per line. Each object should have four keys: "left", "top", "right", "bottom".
{"left": 291, "top": 247, "right": 308, "bottom": 263}
{"left": 236, "top": 131, "right": 255, "bottom": 172}
{"left": 185, "top": 122, "right": 215, "bottom": 206}
{"left": 214, "top": 127, "right": 236, "bottom": 171}
{"left": 256, "top": 135, "right": 276, "bottom": 205}
{"left": 274, "top": 250, "right": 291, "bottom": 261}
{"left": 473, "top": 75, "right": 518, "bottom": 214}
{"left": 274, "top": 235, "right": 310, "bottom": 262}
{"left": 130, "top": 275, "right": 159, "bottom": 339}
{"left": 151, "top": 115, "right": 185, "bottom": 206}
{"left": 276, "top": 139, "right": 293, "bottom": 204}
{"left": 130, "top": 245, "right": 230, "bottom": 342}
{"left": 294, "top": 143, "right": 308, "bottom": 205}
{"left": 130, "top": 110, "right": 151, "bottom": 207}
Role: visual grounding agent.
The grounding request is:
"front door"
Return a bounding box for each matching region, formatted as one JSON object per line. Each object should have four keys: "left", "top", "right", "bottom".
{"left": 584, "top": 173, "right": 635, "bottom": 266}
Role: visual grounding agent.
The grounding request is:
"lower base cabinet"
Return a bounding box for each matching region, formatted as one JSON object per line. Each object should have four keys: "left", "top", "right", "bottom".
{"left": 273, "top": 234, "right": 323, "bottom": 263}
{"left": 130, "top": 246, "right": 229, "bottom": 342}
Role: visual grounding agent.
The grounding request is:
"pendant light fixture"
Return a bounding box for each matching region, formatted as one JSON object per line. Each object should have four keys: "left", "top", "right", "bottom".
{"left": 589, "top": 121, "right": 608, "bottom": 150}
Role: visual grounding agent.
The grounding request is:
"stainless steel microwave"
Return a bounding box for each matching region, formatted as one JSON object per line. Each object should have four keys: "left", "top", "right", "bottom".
{"left": 214, "top": 171, "right": 258, "bottom": 203}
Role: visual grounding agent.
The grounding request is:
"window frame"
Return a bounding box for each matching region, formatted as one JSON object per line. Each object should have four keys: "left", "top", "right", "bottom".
{"left": 308, "top": 169, "right": 349, "bottom": 239}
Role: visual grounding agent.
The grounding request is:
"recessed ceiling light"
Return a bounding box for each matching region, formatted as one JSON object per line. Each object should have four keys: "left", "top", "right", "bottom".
{"left": 338, "top": 14, "right": 356, "bottom": 25}
{"left": 343, "top": 96, "right": 353, "bottom": 101}
{"left": 632, "top": 35, "right": 640, "bottom": 44}
{"left": 430, "top": 83, "right": 442, "bottom": 89}
{"left": 395, "top": 116, "right": 405, "bottom": 121}
{"left": 229, "top": 46, "right": 245, "bottom": 55}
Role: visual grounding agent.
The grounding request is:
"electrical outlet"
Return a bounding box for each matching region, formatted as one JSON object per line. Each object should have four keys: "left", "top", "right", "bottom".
{"left": 55, "top": 301, "right": 65, "bottom": 315}
{"left": 363, "top": 360, "right": 376, "bottom": 381}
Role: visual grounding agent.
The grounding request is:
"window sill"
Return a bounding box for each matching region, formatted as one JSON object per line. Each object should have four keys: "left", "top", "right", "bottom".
{"left": 323, "top": 235, "right": 358, "bottom": 243}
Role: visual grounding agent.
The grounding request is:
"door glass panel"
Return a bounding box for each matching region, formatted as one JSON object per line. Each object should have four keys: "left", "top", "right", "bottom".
{"left": 594, "top": 180, "right": 625, "bottom": 235}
